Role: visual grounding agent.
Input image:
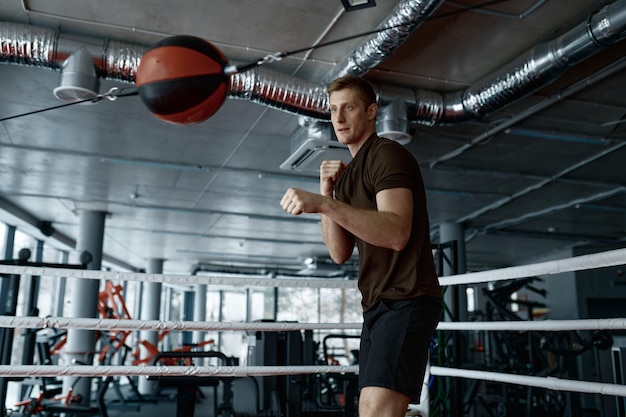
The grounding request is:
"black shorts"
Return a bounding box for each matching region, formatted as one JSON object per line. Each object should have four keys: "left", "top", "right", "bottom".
{"left": 358, "top": 296, "right": 442, "bottom": 403}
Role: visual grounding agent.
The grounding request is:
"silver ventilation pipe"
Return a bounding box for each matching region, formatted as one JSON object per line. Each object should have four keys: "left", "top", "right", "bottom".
{"left": 0, "top": 22, "right": 144, "bottom": 81}
{"left": 0, "top": 0, "right": 444, "bottom": 122}
{"left": 432, "top": 0, "right": 626, "bottom": 125}
{"left": 229, "top": 0, "right": 626, "bottom": 129}
{"left": 228, "top": 67, "right": 330, "bottom": 119}
{"left": 230, "top": 0, "right": 445, "bottom": 121}
{"left": 322, "top": 0, "right": 445, "bottom": 83}
{"left": 1, "top": 0, "right": 625, "bottom": 127}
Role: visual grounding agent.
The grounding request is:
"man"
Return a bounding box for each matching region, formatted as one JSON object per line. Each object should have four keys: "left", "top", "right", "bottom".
{"left": 280, "top": 75, "right": 442, "bottom": 417}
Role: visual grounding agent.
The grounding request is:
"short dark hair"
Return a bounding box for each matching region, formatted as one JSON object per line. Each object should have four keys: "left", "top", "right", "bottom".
{"left": 327, "top": 75, "right": 377, "bottom": 107}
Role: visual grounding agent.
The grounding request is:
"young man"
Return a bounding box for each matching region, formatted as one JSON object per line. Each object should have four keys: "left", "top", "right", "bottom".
{"left": 280, "top": 75, "right": 442, "bottom": 417}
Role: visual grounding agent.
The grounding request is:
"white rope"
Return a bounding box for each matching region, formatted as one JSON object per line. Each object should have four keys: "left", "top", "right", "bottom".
{"left": 436, "top": 318, "right": 626, "bottom": 332}
{"left": 430, "top": 366, "right": 626, "bottom": 397}
{"left": 0, "top": 365, "right": 358, "bottom": 378}
{"left": 1, "top": 364, "right": 625, "bottom": 398}
{"left": 0, "top": 247, "right": 623, "bottom": 288}
{"left": 0, "top": 316, "right": 362, "bottom": 332}
{"left": 439, "top": 247, "right": 626, "bottom": 286}
{"left": 3, "top": 316, "right": 626, "bottom": 333}
{"left": 0, "top": 266, "right": 357, "bottom": 289}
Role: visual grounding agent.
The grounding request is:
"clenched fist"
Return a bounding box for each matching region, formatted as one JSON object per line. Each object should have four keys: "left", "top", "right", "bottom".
{"left": 320, "top": 160, "right": 347, "bottom": 196}
{"left": 280, "top": 187, "right": 322, "bottom": 215}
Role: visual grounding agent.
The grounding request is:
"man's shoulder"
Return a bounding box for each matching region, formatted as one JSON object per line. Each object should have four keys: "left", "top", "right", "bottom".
{"left": 372, "top": 135, "right": 414, "bottom": 162}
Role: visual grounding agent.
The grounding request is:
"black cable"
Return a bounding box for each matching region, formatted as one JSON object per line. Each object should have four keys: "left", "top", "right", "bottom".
{"left": 0, "top": 89, "right": 138, "bottom": 123}
{"left": 229, "top": 0, "right": 513, "bottom": 74}
{"left": 0, "top": 0, "right": 513, "bottom": 122}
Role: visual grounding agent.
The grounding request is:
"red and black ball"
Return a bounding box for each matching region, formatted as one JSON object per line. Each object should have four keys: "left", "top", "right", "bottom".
{"left": 136, "top": 35, "right": 229, "bottom": 124}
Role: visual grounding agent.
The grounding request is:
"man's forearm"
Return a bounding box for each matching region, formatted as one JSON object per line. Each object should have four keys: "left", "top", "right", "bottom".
{"left": 320, "top": 189, "right": 412, "bottom": 252}
{"left": 321, "top": 211, "right": 354, "bottom": 264}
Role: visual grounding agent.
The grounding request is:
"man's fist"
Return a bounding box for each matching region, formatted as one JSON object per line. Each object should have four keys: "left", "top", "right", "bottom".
{"left": 320, "top": 160, "right": 347, "bottom": 196}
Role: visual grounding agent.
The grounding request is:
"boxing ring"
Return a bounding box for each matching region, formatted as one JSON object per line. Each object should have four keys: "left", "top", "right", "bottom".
{"left": 0, "top": 247, "right": 625, "bottom": 416}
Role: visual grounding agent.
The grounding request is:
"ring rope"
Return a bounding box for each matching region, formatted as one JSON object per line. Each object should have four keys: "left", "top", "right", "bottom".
{"left": 0, "top": 364, "right": 624, "bottom": 398}
{"left": 1, "top": 249, "right": 623, "bottom": 403}
{"left": 0, "top": 365, "right": 358, "bottom": 378}
{"left": 429, "top": 366, "right": 626, "bottom": 397}
{"left": 0, "top": 316, "right": 362, "bottom": 332}
{"left": 2, "top": 316, "right": 626, "bottom": 333}
{"left": 0, "top": 266, "right": 356, "bottom": 289}
{"left": 0, "top": 247, "right": 623, "bottom": 288}
{"left": 439, "top": 247, "right": 626, "bottom": 287}
{"left": 436, "top": 318, "right": 626, "bottom": 331}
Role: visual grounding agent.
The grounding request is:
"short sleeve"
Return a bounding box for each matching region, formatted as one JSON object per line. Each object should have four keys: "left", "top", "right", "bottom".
{"left": 368, "top": 141, "right": 414, "bottom": 194}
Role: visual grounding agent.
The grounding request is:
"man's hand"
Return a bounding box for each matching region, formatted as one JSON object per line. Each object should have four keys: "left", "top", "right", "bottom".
{"left": 280, "top": 188, "right": 321, "bottom": 215}
{"left": 320, "top": 160, "right": 347, "bottom": 196}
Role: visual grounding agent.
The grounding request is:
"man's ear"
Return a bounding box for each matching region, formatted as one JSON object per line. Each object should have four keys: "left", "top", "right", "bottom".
{"left": 367, "top": 103, "right": 378, "bottom": 121}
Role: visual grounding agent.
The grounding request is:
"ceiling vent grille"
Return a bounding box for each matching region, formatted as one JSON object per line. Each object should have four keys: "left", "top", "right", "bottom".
{"left": 280, "top": 138, "right": 351, "bottom": 175}
{"left": 281, "top": 120, "right": 351, "bottom": 175}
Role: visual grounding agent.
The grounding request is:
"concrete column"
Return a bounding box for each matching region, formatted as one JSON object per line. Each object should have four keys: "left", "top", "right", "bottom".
{"left": 62, "top": 210, "right": 106, "bottom": 405}
{"left": 53, "top": 251, "right": 69, "bottom": 317}
{"left": 182, "top": 290, "right": 194, "bottom": 346}
{"left": 163, "top": 287, "right": 173, "bottom": 351}
{"left": 192, "top": 284, "right": 207, "bottom": 345}
{"left": 137, "top": 258, "right": 163, "bottom": 396}
{"left": 439, "top": 221, "right": 468, "bottom": 322}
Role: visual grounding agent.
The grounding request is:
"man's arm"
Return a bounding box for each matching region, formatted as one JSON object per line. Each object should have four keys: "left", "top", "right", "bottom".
{"left": 321, "top": 209, "right": 355, "bottom": 265}
{"left": 320, "top": 187, "right": 413, "bottom": 252}
{"left": 319, "top": 160, "right": 355, "bottom": 264}
{"left": 281, "top": 187, "right": 413, "bottom": 262}
{"left": 281, "top": 158, "right": 413, "bottom": 264}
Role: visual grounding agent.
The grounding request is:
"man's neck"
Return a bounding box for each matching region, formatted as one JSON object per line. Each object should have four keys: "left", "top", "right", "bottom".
{"left": 348, "top": 131, "right": 376, "bottom": 157}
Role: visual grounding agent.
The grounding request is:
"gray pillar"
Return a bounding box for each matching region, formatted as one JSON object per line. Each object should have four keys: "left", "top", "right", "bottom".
{"left": 439, "top": 222, "right": 468, "bottom": 322}
{"left": 163, "top": 287, "right": 173, "bottom": 351}
{"left": 63, "top": 211, "right": 106, "bottom": 405}
{"left": 192, "top": 284, "right": 207, "bottom": 365}
{"left": 137, "top": 258, "right": 163, "bottom": 395}
{"left": 193, "top": 284, "right": 207, "bottom": 344}
{"left": 53, "top": 251, "right": 69, "bottom": 317}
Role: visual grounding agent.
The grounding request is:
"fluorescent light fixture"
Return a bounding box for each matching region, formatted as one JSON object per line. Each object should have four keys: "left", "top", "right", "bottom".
{"left": 101, "top": 157, "right": 206, "bottom": 172}
{"left": 341, "top": 0, "right": 376, "bottom": 11}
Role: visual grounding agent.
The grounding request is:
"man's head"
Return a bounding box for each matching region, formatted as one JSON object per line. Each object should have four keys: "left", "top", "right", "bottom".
{"left": 326, "top": 76, "right": 378, "bottom": 151}
{"left": 327, "top": 75, "right": 377, "bottom": 108}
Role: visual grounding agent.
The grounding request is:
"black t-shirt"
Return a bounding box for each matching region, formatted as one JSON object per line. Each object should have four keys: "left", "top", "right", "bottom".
{"left": 335, "top": 134, "right": 441, "bottom": 311}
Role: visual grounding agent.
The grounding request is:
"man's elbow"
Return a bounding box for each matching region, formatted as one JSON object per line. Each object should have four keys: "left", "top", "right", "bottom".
{"left": 330, "top": 252, "right": 352, "bottom": 265}
{"left": 389, "top": 231, "right": 410, "bottom": 252}
{"left": 329, "top": 245, "right": 354, "bottom": 264}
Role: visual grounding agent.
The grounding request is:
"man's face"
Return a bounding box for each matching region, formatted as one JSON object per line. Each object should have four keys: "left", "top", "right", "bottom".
{"left": 329, "top": 88, "right": 376, "bottom": 147}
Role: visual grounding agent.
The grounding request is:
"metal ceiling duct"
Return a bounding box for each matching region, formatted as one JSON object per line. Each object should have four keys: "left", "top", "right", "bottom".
{"left": 376, "top": 99, "right": 411, "bottom": 145}
{"left": 436, "top": 0, "right": 626, "bottom": 125}
{"left": 1, "top": 0, "right": 625, "bottom": 126}
{"left": 322, "top": 0, "right": 446, "bottom": 83}
{"left": 229, "top": 0, "right": 445, "bottom": 121}
{"left": 231, "top": 0, "right": 626, "bottom": 125}
{"left": 0, "top": 23, "right": 144, "bottom": 81}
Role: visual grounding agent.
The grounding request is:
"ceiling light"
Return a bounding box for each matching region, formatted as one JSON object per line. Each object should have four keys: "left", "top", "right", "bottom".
{"left": 100, "top": 157, "right": 206, "bottom": 172}
{"left": 341, "top": 0, "right": 376, "bottom": 11}
{"left": 53, "top": 47, "right": 100, "bottom": 103}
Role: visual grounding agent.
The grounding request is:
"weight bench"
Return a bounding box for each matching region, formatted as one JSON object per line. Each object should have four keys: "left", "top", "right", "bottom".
{"left": 148, "top": 350, "right": 234, "bottom": 417}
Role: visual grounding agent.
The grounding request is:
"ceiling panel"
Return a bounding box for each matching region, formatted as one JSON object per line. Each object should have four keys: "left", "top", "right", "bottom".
{"left": 0, "top": 0, "right": 624, "bottom": 275}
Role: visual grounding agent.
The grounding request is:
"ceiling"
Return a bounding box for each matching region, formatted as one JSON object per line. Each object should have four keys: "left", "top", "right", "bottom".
{"left": 0, "top": 0, "right": 625, "bottom": 276}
